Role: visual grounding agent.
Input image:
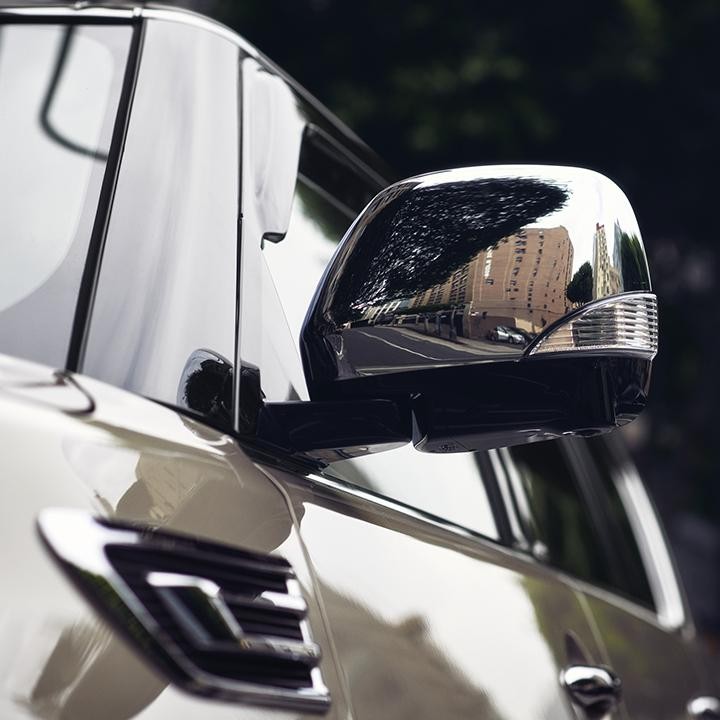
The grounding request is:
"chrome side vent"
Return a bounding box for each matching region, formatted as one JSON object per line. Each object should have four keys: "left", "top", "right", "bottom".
{"left": 37, "top": 509, "right": 330, "bottom": 713}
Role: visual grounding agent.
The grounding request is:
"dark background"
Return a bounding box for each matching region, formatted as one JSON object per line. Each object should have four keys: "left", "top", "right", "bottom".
{"left": 189, "top": 0, "right": 720, "bottom": 637}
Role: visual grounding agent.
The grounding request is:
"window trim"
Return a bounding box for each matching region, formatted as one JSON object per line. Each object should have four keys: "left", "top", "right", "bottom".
{"left": 0, "top": 10, "right": 147, "bottom": 371}
{"left": 562, "top": 440, "right": 643, "bottom": 604}
{"left": 583, "top": 437, "right": 688, "bottom": 630}
{"left": 495, "top": 437, "right": 688, "bottom": 631}
{"left": 0, "top": 11, "right": 142, "bottom": 372}
{"left": 308, "top": 470, "right": 505, "bottom": 546}
{"left": 565, "top": 438, "right": 687, "bottom": 628}
{"left": 68, "top": 17, "right": 144, "bottom": 372}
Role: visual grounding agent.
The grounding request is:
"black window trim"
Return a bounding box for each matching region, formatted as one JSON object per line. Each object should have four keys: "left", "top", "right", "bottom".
{"left": 573, "top": 435, "right": 688, "bottom": 630}
{"left": 0, "top": 9, "right": 144, "bottom": 373}
{"left": 493, "top": 440, "right": 636, "bottom": 596}
{"left": 492, "top": 436, "right": 686, "bottom": 627}
{"left": 67, "top": 16, "right": 145, "bottom": 372}
{"left": 562, "top": 439, "right": 654, "bottom": 609}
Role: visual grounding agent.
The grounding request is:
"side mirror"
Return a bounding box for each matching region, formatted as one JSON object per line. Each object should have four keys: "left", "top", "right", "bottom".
{"left": 297, "top": 165, "right": 657, "bottom": 454}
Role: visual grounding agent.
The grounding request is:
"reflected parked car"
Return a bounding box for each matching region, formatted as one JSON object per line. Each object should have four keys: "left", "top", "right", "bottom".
{"left": 488, "top": 325, "right": 526, "bottom": 345}
{"left": 0, "top": 4, "right": 718, "bottom": 720}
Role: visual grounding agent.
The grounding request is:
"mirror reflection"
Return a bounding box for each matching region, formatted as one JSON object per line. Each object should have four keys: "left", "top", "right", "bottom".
{"left": 306, "top": 166, "right": 651, "bottom": 374}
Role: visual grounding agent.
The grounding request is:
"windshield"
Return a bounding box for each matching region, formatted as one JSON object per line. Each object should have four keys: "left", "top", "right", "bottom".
{"left": 0, "top": 22, "right": 132, "bottom": 368}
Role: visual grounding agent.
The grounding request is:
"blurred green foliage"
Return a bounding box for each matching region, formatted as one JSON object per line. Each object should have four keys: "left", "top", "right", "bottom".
{"left": 195, "top": 0, "right": 720, "bottom": 524}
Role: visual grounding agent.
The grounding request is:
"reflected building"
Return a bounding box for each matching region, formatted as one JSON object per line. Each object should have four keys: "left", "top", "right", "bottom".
{"left": 593, "top": 223, "right": 622, "bottom": 298}
{"left": 409, "top": 226, "right": 574, "bottom": 338}
{"left": 362, "top": 297, "right": 414, "bottom": 324}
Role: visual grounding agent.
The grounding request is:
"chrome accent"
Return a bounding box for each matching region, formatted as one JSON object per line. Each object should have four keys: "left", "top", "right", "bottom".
{"left": 496, "top": 447, "right": 536, "bottom": 543}
{"left": 309, "top": 472, "right": 482, "bottom": 543}
{"left": 529, "top": 292, "right": 658, "bottom": 358}
{"left": 242, "top": 57, "right": 305, "bottom": 243}
{"left": 614, "top": 463, "right": 687, "bottom": 630}
{"left": 141, "top": 6, "right": 260, "bottom": 58}
{"left": 487, "top": 449, "right": 528, "bottom": 549}
{"left": 140, "top": 5, "right": 388, "bottom": 186}
{"left": 560, "top": 664, "right": 621, "bottom": 719}
{"left": 302, "top": 165, "right": 651, "bottom": 380}
{"left": 688, "top": 697, "right": 720, "bottom": 719}
{"left": 146, "top": 571, "right": 321, "bottom": 662}
{"left": 0, "top": 6, "right": 137, "bottom": 19}
{"left": 37, "top": 508, "right": 331, "bottom": 713}
{"left": 309, "top": 466, "right": 667, "bottom": 632}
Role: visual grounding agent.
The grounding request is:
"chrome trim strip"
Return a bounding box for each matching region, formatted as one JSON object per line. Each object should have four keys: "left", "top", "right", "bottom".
{"left": 0, "top": 6, "right": 138, "bottom": 19}
{"left": 496, "top": 440, "right": 686, "bottom": 630}
{"left": 147, "top": 570, "right": 321, "bottom": 661}
{"left": 225, "top": 589, "right": 308, "bottom": 617}
{"left": 140, "top": 6, "right": 385, "bottom": 182}
{"left": 613, "top": 464, "right": 687, "bottom": 630}
{"left": 305, "top": 465, "right": 676, "bottom": 631}
{"left": 308, "top": 471, "right": 482, "bottom": 543}
{"left": 140, "top": 6, "right": 259, "bottom": 57}
{"left": 147, "top": 571, "right": 239, "bottom": 648}
{"left": 2, "top": 4, "right": 388, "bottom": 184}
{"left": 488, "top": 449, "right": 529, "bottom": 550}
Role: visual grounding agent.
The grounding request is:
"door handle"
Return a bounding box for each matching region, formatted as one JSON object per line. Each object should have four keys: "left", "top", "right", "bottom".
{"left": 560, "top": 664, "right": 622, "bottom": 719}
{"left": 688, "top": 697, "right": 720, "bottom": 719}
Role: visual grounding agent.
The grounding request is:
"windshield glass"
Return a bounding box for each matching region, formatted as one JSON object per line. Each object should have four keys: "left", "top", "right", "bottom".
{"left": 0, "top": 22, "right": 131, "bottom": 368}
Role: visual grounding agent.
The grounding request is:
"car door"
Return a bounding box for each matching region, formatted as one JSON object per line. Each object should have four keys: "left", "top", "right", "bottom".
{"left": 499, "top": 435, "right": 711, "bottom": 719}
{"left": 261, "top": 454, "right": 613, "bottom": 720}
{"left": 576, "top": 436, "right": 717, "bottom": 719}
{"left": 246, "top": 90, "right": 619, "bottom": 717}
{"left": 0, "top": 11, "right": 351, "bottom": 718}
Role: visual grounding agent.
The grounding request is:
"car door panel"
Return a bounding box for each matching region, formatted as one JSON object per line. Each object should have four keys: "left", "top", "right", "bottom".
{"left": 501, "top": 436, "right": 713, "bottom": 719}
{"left": 582, "top": 592, "right": 699, "bottom": 720}
{"left": 264, "top": 465, "right": 610, "bottom": 720}
{"left": 0, "top": 360, "right": 349, "bottom": 720}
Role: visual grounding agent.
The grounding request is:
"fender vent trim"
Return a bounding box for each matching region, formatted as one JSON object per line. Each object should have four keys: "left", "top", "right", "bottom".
{"left": 37, "top": 508, "right": 331, "bottom": 713}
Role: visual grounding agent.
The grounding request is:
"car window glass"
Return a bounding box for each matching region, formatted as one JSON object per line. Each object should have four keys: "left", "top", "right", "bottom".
{"left": 329, "top": 446, "right": 499, "bottom": 539}
{"left": 263, "top": 178, "right": 350, "bottom": 349}
{"left": 584, "top": 436, "right": 655, "bottom": 608}
{"left": 0, "top": 23, "right": 131, "bottom": 367}
{"left": 506, "top": 440, "right": 614, "bottom": 588}
{"left": 264, "top": 170, "right": 498, "bottom": 540}
{"left": 83, "top": 20, "right": 240, "bottom": 424}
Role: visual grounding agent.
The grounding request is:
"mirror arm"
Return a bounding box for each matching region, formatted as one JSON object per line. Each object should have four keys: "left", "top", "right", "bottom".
{"left": 256, "top": 398, "right": 411, "bottom": 465}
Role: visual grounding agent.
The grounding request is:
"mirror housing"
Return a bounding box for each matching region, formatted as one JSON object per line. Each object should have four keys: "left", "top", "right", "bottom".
{"left": 298, "top": 165, "right": 657, "bottom": 454}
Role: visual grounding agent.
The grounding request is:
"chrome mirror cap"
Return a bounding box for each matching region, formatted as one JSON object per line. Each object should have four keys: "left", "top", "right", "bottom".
{"left": 294, "top": 165, "right": 656, "bottom": 454}
{"left": 302, "top": 165, "right": 654, "bottom": 388}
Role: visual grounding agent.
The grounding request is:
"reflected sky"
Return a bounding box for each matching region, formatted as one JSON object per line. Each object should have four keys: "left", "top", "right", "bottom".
{"left": 328, "top": 443, "right": 498, "bottom": 539}
{"left": 444, "top": 165, "right": 644, "bottom": 277}
{"left": 0, "top": 25, "right": 116, "bottom": 312}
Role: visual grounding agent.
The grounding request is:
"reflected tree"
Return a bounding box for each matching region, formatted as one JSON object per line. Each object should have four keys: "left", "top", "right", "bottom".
{"left": 619, "top": 232, "right": 650, "bottom": 291}
{"left": 326, "top": 177, "right": 568, "bottom": 323}
{"left": 566, "top": 261, "right": 593, "bottom": 305}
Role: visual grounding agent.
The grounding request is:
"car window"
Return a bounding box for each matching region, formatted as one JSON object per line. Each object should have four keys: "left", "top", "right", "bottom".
{"left": 83, "top": 21, "right": 240, "bottom": 425}
{"left": 583, "top": 436, "right": 655, "bottom": 608}
{"left": 263, "top": 152, "right": 499, "bottom": 540}
{"left": 328, "top": 447, "right": 499, "bottom": 539}
{"left": 505, "top": 438, "right": 655, "bottom": 609}
{"left": 503, "top": 441, "right": 614, "bottom": 587}
{"left": 263, "top": 178, "right": 351, "bottom": 350}
{"left": 0, "top": 23, "right": 132, "bottom": 368}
